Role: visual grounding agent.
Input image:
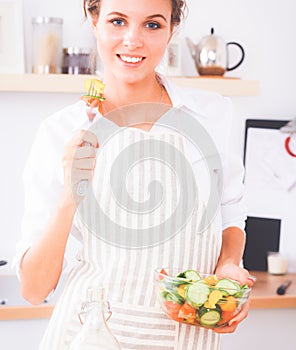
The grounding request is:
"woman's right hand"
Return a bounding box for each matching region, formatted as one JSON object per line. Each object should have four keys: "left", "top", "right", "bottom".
{"left": 62, "top": 130, "right": 99, "bottom": 207}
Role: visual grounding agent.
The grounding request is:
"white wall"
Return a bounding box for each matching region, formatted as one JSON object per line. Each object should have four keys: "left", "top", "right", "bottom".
{"left": 185, "top": 0, "right": 296, "bottom": 117}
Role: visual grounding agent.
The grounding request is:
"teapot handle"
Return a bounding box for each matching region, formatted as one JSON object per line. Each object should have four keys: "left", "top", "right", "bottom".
{"left": 226, "top": 42, "right": 245, "bottom": 71}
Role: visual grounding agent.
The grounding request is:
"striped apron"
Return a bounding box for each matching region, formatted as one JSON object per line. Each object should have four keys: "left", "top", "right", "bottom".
{"left": 39, "top": 127, "right": 221, "bottom": 350}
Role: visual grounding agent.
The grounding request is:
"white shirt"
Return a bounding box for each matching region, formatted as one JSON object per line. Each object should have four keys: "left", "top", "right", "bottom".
{"left": 12, "top": 75, "right": 246, "bottom": 275}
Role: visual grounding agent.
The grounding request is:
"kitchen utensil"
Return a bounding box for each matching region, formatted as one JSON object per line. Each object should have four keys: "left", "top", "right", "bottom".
{"left": 277, "top": 280, "right": 292, "bottom": 295}
{"left": 77, "top": 79, "right": 105, "bottom": 196}
{"left": 187, "top": 28, "right": 245, "bottom": 76}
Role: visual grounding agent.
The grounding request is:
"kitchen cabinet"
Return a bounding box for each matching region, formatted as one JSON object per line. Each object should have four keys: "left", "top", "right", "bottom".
{"left": 0, "top": 74, "right": 260, "bottom": 96}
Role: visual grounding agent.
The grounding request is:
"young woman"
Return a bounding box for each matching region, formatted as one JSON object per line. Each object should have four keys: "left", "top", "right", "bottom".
{"left": 14, "top": 0, "right": 253, "bottom": 348}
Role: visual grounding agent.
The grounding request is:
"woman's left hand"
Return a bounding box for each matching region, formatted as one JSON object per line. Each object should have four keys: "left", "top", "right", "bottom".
{"left": 215, "top": 262, "right": 254, "bottom": 287}
{"left": 213, "top": 262, "right": 254, "bottom": 334}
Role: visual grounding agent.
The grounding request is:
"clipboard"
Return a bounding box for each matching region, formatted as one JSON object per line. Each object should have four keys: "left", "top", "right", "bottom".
{"left": 242, "top": 119, "right": 290, "bottom": 271}
{"left": 243, "top": 119, "right": 289, "bottom": 165}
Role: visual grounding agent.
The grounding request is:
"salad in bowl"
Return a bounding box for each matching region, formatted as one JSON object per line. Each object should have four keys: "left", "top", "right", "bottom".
{"left": 154, "top": 268, "right": 252, "bottom": 329}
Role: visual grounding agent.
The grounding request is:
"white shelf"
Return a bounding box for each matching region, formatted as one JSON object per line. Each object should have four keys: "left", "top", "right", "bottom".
{"left": 170, "top": 77, "right": 260, "bottom": 96}
{"left": 0, "top": 74, "right": 260, "bottom": 96}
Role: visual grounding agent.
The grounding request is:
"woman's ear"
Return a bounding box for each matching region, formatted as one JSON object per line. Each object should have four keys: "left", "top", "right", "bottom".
{"left": 91, "top": 22, "right": 97, "bottom": 35}
{"left": 168, "top": 27, "right": 175, "bottom": 44}
{"left": 86, "top": 12, "right": 98, "bottom": 34}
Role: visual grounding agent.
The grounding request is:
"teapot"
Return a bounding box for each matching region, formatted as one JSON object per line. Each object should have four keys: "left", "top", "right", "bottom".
{"left": 186, "top": 28, "right": 245, "bottom": 76}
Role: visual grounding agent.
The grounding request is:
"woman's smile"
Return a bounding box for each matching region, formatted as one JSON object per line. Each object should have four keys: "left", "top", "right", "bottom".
{"left": 116, "top": 53, "right": 146, "bottom": 68}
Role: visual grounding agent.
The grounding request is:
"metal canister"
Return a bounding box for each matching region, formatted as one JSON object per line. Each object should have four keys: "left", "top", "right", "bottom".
{"left": 62, "top": 47, "right": 94, "bottom": 75}
{"left": 32, "top": 17, "right": 63, "bottom": 74}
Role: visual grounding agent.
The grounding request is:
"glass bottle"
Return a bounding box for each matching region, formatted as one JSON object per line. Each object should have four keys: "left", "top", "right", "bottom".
{"left": 32, "top": 17, "right": 63, "bottom": 74}
{"left": 69, "top": 286, "right": 121, "bottom": 350}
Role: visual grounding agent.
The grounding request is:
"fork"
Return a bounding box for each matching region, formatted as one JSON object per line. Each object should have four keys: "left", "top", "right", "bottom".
{"left": 77, "top": 79, "right": 105, "bottom": 196}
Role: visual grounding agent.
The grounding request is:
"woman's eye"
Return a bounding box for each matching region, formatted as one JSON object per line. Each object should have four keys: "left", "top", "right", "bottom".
{"left": 146, "top": 22, "right": 160, "bottom": 29}
{"left": 111, "top": 18, "right": 125, "bottom": 26}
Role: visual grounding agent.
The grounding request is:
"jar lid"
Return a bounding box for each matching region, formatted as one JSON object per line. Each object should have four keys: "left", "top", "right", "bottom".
{"left": 32, "top": 17, "right": 63, "bottom": 24}
{"left": 63, "top": 47, "right": 91, "bottom": 55}
{"left": 86, "top": 286, "right": 105, "bottom": 302}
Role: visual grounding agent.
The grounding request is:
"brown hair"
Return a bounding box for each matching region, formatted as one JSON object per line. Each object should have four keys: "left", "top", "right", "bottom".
{"left": 83, "top": 0, "right": 187, "bottom": 26}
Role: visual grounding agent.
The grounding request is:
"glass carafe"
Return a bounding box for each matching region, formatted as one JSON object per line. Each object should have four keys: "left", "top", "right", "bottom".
{"left": 69, "top": 286, "right": 121, "bottom": 350}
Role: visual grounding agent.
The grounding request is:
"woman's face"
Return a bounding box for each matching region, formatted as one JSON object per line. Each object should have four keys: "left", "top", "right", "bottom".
{"left": 93, "top": 0, "right": 173, "bottom": 84}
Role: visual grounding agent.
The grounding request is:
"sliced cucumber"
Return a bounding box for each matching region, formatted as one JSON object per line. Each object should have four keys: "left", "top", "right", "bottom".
{"left": 214, "top": 288, "right": 229, "bottom": 297}
{"left": 160, "top": 290, "right": 168, "bottom": 300}
{"left": 215, "top": 278, "right": 240, "bottom": 296}
{"left": 177, "top": 272, "right": 186, "bottom": 278}
{"left": 233, "top": 284, "right": 249, "bottom": 298}
{"left": 199, "top": 308, "right": 221, "bottom": 326}
{"left": 183, "top": 270, "right": 201, "bottom": 281}
{"left": 185, "top": 282, "right": 210, "bottom": 308}
{"left": 165, "top": 290, "right": 184, "bottom": 304}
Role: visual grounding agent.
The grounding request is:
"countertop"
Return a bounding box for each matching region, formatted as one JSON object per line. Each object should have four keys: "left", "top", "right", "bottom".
{"left": 1, "top": 271, "right": 295, "bottom": 320}
{"left": 249, "top": 271, "right": 296, "bottom": 309}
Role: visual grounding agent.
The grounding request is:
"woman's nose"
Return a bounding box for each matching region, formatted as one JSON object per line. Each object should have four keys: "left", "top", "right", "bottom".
{"left": 123, "top": 26, "right": 143, "bottom": 49}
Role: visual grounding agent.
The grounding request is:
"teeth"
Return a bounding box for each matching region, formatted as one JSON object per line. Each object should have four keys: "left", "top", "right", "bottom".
{"left": 120, "top": 55, "right": 143, "bottom": 63}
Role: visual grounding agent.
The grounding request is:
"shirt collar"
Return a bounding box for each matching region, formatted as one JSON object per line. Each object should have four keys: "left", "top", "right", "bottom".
{"left": 157, "top": 73, "right": 206, "bottom": 120}
{"left": 157, "top": 73, "right": 185, "bottom": 109}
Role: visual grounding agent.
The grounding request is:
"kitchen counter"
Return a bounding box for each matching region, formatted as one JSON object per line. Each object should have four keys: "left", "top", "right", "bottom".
{"left": 249, "top": 271, "right": 296, "bottom": 309}
{"left": 0, "top": 304, "right": 54, "bottom": 320}
{"left": 1, "top": 271, "right": 295, "bottom": 320}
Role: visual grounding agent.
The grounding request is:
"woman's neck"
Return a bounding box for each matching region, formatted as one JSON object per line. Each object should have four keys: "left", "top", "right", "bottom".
{"left": 100, "top": 72, "right": 170, "bottom": 131}
{"left": 102, "top": 72, "right": 163, "bottom": 111}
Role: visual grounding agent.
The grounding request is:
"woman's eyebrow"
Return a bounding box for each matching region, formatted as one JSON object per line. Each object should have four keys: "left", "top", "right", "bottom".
{"left": 107, "top": 12, "right": 167, "bottom": 23}
{"left": 107, "top": 11, "right": 128, "bottom": 18}
{"left": 146, "top": 14, "right": 168, "bottom": 22}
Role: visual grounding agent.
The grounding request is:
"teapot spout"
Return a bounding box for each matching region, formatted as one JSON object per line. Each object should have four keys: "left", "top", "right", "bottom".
{"left": 186, "top": 37, "right": 196, "bottom": 58}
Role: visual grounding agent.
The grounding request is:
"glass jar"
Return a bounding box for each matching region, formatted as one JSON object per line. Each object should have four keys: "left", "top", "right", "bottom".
{"left": 32, "top": 17, "right": 63, "bottom": 74}
{"left": 69, "top": 286, "right": 121, "bottom": 350}
{"left": 62, "top": 47, "right": 94, "bottom": 75}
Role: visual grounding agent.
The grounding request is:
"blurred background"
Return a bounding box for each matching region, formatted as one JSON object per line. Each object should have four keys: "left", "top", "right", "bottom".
{"left": 0, "top": 0, "right": 295, "bottom": 349}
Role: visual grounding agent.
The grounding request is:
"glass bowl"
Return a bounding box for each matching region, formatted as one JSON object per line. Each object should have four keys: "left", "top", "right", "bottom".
{"left": 154, "top": 268, "right": 251, "bottom": 329}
